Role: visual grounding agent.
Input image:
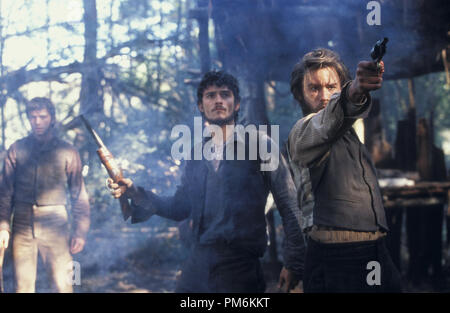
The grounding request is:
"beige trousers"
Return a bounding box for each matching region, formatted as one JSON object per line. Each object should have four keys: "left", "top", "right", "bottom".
{"left": 12, "top": 203, "right": 73, "bottom": 293}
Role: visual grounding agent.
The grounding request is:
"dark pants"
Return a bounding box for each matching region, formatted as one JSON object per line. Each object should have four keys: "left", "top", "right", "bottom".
{"left": 406, "top": 205, "right": 444, "bottom": 286}
{"left": 304, "top": 237, "right": 402, "bottom": 293}
{"left": 176, "top": 244, "right": 266, "bottom": 293}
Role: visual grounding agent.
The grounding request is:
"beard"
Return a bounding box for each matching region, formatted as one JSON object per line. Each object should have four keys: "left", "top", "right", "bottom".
{"left": 203, "top": 110, "right": 237, "bottom": 126}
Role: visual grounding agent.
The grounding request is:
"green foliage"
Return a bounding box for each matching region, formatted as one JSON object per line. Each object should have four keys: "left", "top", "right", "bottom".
{"left": 0, "top": 0, "right": 200, "bottom": 232}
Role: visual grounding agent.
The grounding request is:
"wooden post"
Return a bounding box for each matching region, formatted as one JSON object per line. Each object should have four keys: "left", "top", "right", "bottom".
{"left": 407, "top": 78, "right": 416, "bottom": 110}
{"left": 395, "top": 79, "right": 416, "bottom": 171}
{"left": 406, "top": 116, "right": 447, "bottom": 288}
{"left": 417, "top": 118, "right": 433, "bottom": 181}
{"left": 364, "top": 98, "right": 394, "bottom": 168}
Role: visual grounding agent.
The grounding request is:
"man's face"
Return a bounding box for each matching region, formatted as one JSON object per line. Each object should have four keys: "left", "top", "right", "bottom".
{"left": 28, "top": 108, "right": 52, "bottom": 137}
{"left": 198, "top": 85, "right": 240, "bottom": 125}
{"left": 302, "top": 67, "right": 341, "bottom": 113}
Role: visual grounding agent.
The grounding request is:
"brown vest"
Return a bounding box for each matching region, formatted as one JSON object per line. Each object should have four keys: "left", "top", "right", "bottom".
{"left": 13, "top": 135, "right": 74, "bottom": 206}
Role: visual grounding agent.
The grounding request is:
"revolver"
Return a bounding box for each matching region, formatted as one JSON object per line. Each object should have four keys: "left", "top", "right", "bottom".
{"left": 370, "top": 37, "right": 388, "bottom": 70}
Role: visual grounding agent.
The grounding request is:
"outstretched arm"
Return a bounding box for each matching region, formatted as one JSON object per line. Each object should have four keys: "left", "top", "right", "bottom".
{"left": 108, "top": 170, "right": 191, "bottom": 223}
{"left": 347, "top": 60, "right": 384, "bottom": 104}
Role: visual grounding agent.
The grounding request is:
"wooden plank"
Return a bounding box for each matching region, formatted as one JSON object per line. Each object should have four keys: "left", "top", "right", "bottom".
{"left": 384, "top": 196, "right": 446, "bottom": 209}
{"left": 381, "top": 181, "right": 450, "bottom": 197}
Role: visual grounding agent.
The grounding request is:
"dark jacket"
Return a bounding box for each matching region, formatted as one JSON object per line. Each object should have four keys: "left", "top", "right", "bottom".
{"left": 288, "top": 83, "right": 388, "bottom": 232}
{"left": 129, "top": 131, "right": 305, "bottom": 278}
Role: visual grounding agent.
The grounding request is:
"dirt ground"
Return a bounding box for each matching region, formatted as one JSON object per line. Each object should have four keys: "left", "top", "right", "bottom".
{"left": 1, "top": 222, "right": 450, "bottom": 293}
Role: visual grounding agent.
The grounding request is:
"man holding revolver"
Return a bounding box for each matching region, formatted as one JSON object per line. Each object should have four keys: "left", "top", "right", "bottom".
{"left": 288, "top": 48, "right": 402, "bottom": 292}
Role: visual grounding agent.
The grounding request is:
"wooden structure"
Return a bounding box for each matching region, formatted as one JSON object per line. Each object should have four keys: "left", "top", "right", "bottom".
{"left": 190, "top": 0, "right": 449, "bottom": 125}
{"left": 191, "top": 0, "right": 449, "bottom": 79}
{"left": 382, "top": 182, "right": 450, "bottom": 209}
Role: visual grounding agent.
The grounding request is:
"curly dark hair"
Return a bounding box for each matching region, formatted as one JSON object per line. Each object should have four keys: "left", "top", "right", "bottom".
{"left": 197, "top": 70, "right": 241, "bottom": 105}
{"left": 290, "top": 48, "right": 351, "bottom": 115}
{"left": 26, "top": 97, "right": 56, "bottom": 125}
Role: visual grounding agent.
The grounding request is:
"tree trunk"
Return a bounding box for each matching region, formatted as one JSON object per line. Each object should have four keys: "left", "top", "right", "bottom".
{"left": 0, "top": 5, "right": 5, "bottom": 150}
{"left": 417, "top": 118, "right": 434, "bottom": 181}
{"left": 236, "top": 72, "right": 268, "bottom": 126}
{"left": 81, "top": 0, "right": 101, "bottom": 114}
{"left": 81, "top": 0, "right": 102, "bottom": 182}
{"left": 191, "top": 5, "right": 210, "bottom": 74}
{"left": 364, "top": 98, "right": 394, "bottom": 168}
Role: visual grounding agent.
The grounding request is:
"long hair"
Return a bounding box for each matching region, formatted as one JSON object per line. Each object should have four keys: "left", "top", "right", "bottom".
{"left": 290, "top": 48, "right": 351, "bottom": 115}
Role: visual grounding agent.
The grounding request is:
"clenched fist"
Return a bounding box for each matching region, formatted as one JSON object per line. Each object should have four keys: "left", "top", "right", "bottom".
{"left": 348, "top": 60, "right": 384, "bottom": 103}
{"left": 107, "top": 177, "right": 134, "bottom": 199}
